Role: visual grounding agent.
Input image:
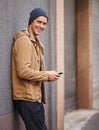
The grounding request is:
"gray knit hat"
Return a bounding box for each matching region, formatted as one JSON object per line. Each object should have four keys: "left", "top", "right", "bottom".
{"left": 28, "top": 8, "right": 49, "bottom": 25}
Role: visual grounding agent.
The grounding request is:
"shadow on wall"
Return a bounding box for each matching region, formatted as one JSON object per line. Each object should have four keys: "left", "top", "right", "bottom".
{"left": 13, "top": 112, "right": 26, "bottom": 130}
{"left": 0, "top": 111, "right": 26, "bottom": 130}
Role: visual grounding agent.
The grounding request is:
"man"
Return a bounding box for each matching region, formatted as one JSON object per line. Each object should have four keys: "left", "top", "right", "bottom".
{"left": 12, "top": 8, "right": 61, "bottom": 130}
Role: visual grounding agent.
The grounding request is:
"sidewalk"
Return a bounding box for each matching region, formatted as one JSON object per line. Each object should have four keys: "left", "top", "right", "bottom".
{"left": 81, "top": 112, "right": 99, "bottom": 130}
{"left": 64, "top": 109, "right": 99, "bottom": 130}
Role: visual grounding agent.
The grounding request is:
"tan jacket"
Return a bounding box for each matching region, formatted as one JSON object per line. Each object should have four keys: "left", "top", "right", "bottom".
{"left": 12, "top": 30, "right": 49, "bottom": 103}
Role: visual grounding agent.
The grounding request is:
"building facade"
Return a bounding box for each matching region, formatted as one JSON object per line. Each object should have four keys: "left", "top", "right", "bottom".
{"left": 0, "top": 0, "right": 99, "bottom": 130}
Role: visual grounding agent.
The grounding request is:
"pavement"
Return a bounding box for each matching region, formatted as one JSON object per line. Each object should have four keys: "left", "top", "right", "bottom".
{"left": 64, "top": 109, "right": 99, "bottom": 130}
{"left": 81, "top": 112, "right": 99, "bottom": 130}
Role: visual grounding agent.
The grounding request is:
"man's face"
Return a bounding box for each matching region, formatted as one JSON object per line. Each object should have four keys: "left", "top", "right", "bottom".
{"left": 30, "top": 16, "right": 47, "bottom": 36}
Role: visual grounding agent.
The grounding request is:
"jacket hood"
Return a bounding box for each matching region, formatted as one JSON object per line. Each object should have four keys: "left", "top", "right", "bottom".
{"left": 13, "top": 29, "right": 45, "bottom": 54}
{"left": 13, "top": 31, "right": 29, "bottom": 42}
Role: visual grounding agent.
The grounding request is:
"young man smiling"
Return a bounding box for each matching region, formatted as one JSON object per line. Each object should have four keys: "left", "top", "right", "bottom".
{"left": 12, "top": 8, "right": 61, "bottom": 130}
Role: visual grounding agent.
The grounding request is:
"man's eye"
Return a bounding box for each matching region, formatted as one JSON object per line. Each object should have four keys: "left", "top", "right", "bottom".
{"left": 43, "top": 23, "right": 47, "bottom": 26}
{"left": 37, "top": 21, "right": 41, "bottom": 24}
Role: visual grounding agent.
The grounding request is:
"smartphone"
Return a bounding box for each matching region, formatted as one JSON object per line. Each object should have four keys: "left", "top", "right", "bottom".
{"left": 58, "top": 72, "right": 63, "bottom": 75}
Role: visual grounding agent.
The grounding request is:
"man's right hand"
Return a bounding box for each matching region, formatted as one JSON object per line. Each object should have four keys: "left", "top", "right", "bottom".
{"left": 48, "top": 71, "right": 60, "bottom": 81}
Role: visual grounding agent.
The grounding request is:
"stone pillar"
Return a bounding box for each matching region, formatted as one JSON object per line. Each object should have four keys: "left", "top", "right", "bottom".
{"left": 56, "top": 0, "right": 65, "bottom": 130}
{"left": 77, "top": 0, "right": 92, "bottom": 108}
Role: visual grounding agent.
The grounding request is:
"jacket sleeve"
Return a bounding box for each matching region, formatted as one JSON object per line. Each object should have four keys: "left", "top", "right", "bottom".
{"left": 14, "top": 36, "right": 49, "bottom": 81}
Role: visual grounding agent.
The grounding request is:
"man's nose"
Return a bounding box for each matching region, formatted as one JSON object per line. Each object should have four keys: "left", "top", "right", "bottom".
{"left": 40, "top": 23, "right": 45, "bottom": 29}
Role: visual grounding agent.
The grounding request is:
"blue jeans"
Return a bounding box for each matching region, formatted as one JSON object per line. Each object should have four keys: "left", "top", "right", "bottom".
{"left": 13, "top": 100, "right": 47, "bottom": 130}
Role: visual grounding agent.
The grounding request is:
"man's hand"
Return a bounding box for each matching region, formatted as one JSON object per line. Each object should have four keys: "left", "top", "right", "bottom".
{"left": 48, "top": 71, "right": 60, "bottom": 81}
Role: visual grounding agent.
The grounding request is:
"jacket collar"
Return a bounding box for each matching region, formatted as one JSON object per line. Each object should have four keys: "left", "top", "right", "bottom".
{"left": 27, "top": 27, "right": 38, "bottom": 44}
{"left": 27, "top": 27, "right": 44, "bottom": 52}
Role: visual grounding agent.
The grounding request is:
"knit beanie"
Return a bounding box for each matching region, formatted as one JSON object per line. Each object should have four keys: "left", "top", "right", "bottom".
{"left": 28, "top": 8, "right": 49, "bottom": 25}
